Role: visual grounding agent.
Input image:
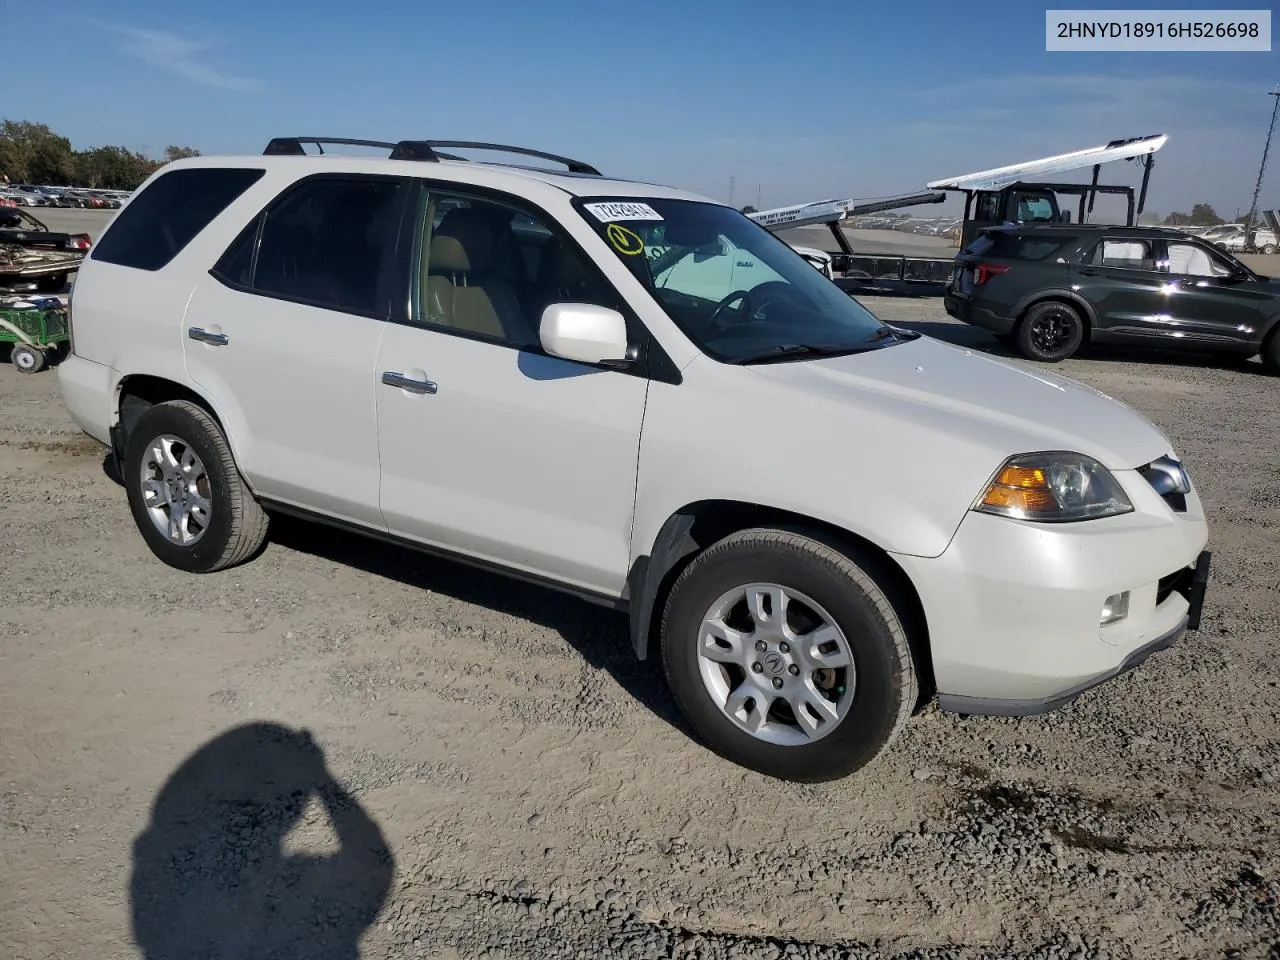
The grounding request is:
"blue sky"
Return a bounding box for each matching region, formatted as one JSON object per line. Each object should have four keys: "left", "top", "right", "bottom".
{"left": 10, "top": 0, "right": 1278, "bottom": 218}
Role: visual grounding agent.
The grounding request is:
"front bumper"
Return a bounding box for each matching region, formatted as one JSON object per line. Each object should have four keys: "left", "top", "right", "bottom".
{"left": 894, "top": 469, "right": 1209, "bottom": 714}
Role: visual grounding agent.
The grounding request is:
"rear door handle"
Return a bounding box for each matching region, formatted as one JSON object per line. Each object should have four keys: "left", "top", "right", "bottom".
{"left": 188, "top": 327, "right": 229, "bottom": 346}
{"left": 381, "top": 371, "right": 437, "bottom": 395}
{"left": 1077, "top": 268, "right": 1098, "bottom": 276}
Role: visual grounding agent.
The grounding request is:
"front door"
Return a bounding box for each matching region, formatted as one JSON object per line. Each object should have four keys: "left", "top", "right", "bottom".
{"left": 1155, "top": 238, "right": 1271, "bottom": 349}
{"left": 184, "top": 173, "right": 407, "bottom": 528}
{"left": 374, "top": 183, "right": 649, "bottom": 596}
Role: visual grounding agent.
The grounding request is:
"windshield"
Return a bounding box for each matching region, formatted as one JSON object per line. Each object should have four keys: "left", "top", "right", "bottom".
{"left": 576, "top": 197, "right": 894, "bottom": 363}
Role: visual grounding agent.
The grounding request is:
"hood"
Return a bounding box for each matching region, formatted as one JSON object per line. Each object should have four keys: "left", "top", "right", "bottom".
{"left": 746, "top": 334, "right": 1171, "bottom": 470}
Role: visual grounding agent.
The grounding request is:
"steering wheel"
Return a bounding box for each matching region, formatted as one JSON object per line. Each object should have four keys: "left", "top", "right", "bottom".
{"left": 706, "top": 289, "right": 752, "bottom": 328}
{"left": 706, "top": 281, "right": 795, "bottom": 335}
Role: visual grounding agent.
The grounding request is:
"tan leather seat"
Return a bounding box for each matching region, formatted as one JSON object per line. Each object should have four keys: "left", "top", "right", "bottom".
{"left": 423, "top": 207, "right": 537, "bottom": 346}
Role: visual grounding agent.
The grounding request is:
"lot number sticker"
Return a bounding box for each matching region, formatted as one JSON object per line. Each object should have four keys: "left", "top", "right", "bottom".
{"left": 585, "top": 202, "right": 664, "bottom": 222}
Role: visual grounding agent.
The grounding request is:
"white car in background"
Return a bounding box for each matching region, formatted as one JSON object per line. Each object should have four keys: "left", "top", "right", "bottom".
{"left": 1219, "top": 227, "right": 1278, "bottom": 255}
{"left": 56, "top": 139, "right": 1210, "bottom": 782}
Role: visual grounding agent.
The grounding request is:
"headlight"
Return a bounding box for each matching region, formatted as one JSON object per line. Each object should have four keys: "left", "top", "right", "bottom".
{"left": 974, "top": 452, "right": 1134, "bottom": 522}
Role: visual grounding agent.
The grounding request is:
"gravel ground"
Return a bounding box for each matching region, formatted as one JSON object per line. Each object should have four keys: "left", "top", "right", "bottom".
{"left": 1, "top": 216, "right": 1279, "bottom": 960}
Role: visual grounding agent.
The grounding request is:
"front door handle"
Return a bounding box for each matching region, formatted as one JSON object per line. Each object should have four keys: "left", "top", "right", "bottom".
{"left": 188, "top": 327, "right": 229, "bottom": 346}
{"left": 1077, "top": 268, "right": 1098, "bottom": 276}
{"left": 381, "top": 371, "right": 437, "bottom": 395}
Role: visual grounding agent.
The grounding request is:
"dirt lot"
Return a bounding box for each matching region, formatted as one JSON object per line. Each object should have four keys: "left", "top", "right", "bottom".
{"left": 2, "top": 217, "right": 1280, "bottom": 960}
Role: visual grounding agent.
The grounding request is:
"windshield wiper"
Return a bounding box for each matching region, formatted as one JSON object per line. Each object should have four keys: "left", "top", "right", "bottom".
{"left": 729, "top": 343, "right": 874, "bottom": 365}
{"left": 865, "top": 324, "right": 921, "bottom": 343}
{"left": 730, "top": 327, "right": 917, "bottom": 365}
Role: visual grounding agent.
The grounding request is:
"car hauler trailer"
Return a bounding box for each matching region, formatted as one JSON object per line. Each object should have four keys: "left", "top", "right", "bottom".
{"left": 750, "top": 133, "right": 1168, "bottom": 298}
{"left": 748, "top": 191, "right": 953, "bottom": 297}
{"left": 928, "top": 133, "right": 1167, "bottom": 249}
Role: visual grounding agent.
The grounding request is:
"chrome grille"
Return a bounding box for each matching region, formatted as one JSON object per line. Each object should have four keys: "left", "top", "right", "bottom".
{"left": 1137, "top": 455, "right": 1190, "bottom": 513}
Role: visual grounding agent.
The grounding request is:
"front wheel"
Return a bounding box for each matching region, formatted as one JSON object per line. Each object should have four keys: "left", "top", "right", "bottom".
{"left": 123, "top": 400, "right": 269, "bottom": 573}
{"left": 1263, "top": 330, "right": 1280, "bottom": 376}
{"left": 659, "top": 528, "right": 918, "bottom": 783}
{"left": 1261, "top": 243, "right": 1277, "bottom": 255}
{"left": 1016, "top": 301, "right": 1085, "bottom": 362}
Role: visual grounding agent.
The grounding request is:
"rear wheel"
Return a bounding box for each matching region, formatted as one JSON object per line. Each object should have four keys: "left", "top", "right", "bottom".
{"left": 659, "top": 528, "right": 918, "bottom": 783}
{"left": 11, "top": 343, "right": 45, "bottom": 373}
{"left": 123, "top": 400, "right": 269, "bottom": 573}
{"left": 1261, "top": 243, "right": 1277, "bottom": 255}
{"left": 1016, "top": 301, "right": 1085, "bottom": 362}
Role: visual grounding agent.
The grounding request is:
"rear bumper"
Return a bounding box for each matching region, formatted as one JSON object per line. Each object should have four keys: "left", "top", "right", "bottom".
{"left": 944, "top": 294, "right": 1016, "bottom": 335}
{"left": 56, "top": 353, "right": 114, "bottom": 447}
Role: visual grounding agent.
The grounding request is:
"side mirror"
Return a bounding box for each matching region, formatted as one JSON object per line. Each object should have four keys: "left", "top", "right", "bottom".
{"left": 539, "top": 303, "right": 630, "bottom": 366}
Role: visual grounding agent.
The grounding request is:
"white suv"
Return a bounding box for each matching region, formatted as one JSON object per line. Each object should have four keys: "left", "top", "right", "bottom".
{"left": 57, "top": 138, "right": 1211, "bottom": 782}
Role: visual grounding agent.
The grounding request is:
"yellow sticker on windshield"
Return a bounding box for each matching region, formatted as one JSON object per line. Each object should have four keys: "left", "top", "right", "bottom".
{"left": 606, "top": 223, "right": 645, "bottom": 256}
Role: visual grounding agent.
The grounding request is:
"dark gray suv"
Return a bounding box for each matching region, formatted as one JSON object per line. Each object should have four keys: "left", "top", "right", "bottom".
{"left": 944, "top": 224, "right": 1280, "bottom": 373}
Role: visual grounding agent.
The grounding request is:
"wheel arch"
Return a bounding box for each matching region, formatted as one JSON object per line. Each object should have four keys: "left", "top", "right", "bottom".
{"left": 1260, "top": 311, "right": 1280, "bottom": 348}
{"left": 626, "top": 499, "right": 935, "bottom": 701}
{"left": 1014, "top": 291, "right": 1097, "bottom": 333}
{"left": 113, "top": 375, "right": 240, "bottom": 479}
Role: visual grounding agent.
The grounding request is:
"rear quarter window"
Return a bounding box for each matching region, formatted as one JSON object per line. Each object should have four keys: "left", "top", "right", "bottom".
{"left": 90, "top": 167, "right": 265, "bottom": 271}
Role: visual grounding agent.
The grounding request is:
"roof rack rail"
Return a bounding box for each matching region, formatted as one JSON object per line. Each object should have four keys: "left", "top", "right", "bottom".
{"left": 424, "top": 141, "right": 600, "bottom": 176}
{"left": 261, "top": 137, "right": 600, "bottom": 175}
{"left": 264, "top": 137, "right": 407, "bottom": 156}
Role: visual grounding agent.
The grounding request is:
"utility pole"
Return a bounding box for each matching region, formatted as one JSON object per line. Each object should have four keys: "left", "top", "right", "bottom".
{"left": 729, "top": 175, "right": 736, "bottom": 207}
{"left": 1245, "top": 84, "right": 1280, "bottom": 251}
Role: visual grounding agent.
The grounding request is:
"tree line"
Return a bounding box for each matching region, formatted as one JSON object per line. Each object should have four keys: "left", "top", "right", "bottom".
{"left": 0, "top": 120, "right": 201, "bottom": 191}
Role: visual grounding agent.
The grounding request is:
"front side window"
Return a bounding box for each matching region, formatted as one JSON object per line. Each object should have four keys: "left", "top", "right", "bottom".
{"left": 578, "top": 198, "right": 895, "bottom": 364}
{"left": 246, "top": 176, "right": 403, "bottom": 316}
{"left": 1165, "top": 241, "right": 1233, "bottom": 278}
{"left": 410, "top": 189, "right": 620, "bottom": 350}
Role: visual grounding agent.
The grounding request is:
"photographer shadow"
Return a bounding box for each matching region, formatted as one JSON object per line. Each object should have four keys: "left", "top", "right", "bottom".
{"left": 130, "top": 722, "right": 394, "bottom": 960}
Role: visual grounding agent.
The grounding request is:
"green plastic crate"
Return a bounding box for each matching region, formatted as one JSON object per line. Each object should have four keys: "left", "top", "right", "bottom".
{"left": 0, "top": 305, "right": 70, "bottom": 346}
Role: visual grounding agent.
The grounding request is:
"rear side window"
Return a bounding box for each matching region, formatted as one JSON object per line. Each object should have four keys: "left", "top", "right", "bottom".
{"left": 90, "top": 168, "right": 264, "bottom": 271}
{"left": 1091, "top": 238, "right": 1157, "bottom": 271}
{"left": 211, "top": 175, "right": 405, "bottom": 317}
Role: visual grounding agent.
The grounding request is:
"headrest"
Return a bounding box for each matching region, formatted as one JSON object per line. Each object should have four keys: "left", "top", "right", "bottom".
{"left": 430, "top": 235, "right": 471, "bottom": 273}
{"left": 434, "top": 207, "right": 493, "bottom": 272}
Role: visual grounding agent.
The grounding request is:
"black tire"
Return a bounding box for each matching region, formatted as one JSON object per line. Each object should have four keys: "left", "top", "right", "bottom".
{"left": 659, "top": 527, "right": 918, "bottom": 783}
{"left": 1015, "top": 301, "right": 1085, "bottom": 362}
{"left": 1261, "top": 243, "right": 1277, "bottom": 255}
{"left": 11, "top": 343, "right": 44, "bottom": 373}
{"left": 1263, "top": 329, "right": 1280, "bottom": 376}
{"left": 35, "top": 274, "right": 67, "bottom": 293}
{"left": 123, "top": 400, "right": 269, "bottom": 573}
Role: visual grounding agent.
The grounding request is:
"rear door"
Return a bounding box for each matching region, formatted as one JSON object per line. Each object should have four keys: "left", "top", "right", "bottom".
{"left": 183, "top": 173, "right": 408, "bottom": 528}
{"left": 1072, "top": 235, "right": 1167, "bottom": 339}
